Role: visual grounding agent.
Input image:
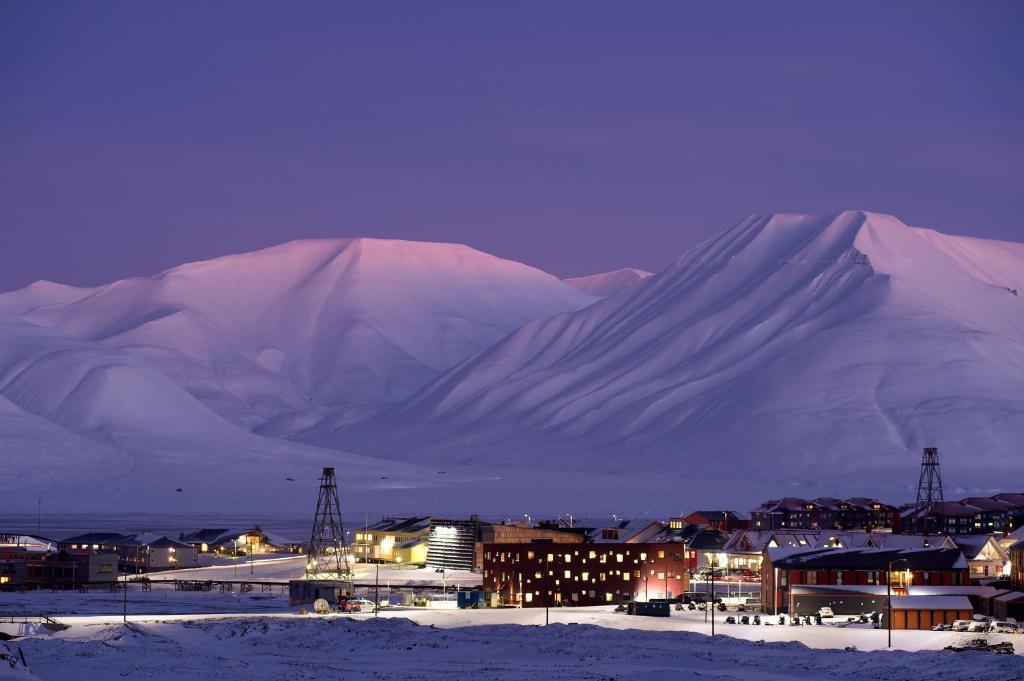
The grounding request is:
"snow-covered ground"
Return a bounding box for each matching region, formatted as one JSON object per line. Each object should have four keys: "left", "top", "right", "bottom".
{"left": 3, "top": 606, "right": 1022, "bottom": 681}
{"left": 141, "top": 555, "right": 480, "bottom": 587}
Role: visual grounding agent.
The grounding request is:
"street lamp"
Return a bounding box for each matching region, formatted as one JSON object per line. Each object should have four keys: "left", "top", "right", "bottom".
{"left": 887, "top": 558, "right": 909, "bottom": 648}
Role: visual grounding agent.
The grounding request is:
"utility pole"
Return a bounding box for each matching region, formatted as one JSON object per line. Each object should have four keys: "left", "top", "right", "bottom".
{"left": 122, "top": 573, "right": 127, "bottom": 624}
{"left": 374, "top": 563, "right": 380, "bottom": 617}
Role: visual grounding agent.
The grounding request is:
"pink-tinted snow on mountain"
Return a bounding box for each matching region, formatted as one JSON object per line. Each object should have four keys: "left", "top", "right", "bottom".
{"left": 565, "top": 268, "right": 653, "bottom": 297}
{"left": 16, "top": 238, "right": 596, "bottom": 432}
{"left": 323, "top": 212, "right": 1024, "bottom": 498}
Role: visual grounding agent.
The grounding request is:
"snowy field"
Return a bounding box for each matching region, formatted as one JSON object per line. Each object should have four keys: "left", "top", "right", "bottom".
{"left": 3, "top": 607, "right": 1023, "bottom": 681}
{"left": 141, "top": 555, "right": 481, "bottom": 587}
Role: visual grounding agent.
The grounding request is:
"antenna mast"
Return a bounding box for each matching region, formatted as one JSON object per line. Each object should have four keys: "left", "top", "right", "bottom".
{"left": 914, "top": 447, "right": 944, "bottom": 535}
{"left": 305, "top": 467, "right": 352, "bottom": 579}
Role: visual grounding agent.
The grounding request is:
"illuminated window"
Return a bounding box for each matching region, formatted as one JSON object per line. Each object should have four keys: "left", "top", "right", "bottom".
{"left": 639, "top": 552, "right": 647, "bottom": 560}
{"left": 582, "top": 572, "right": 589, "bottom": 581}
{"left": 527, "top": 551, "right": 535, "bottom": 559}
{"left": 623, "top": 572, "right": 630, "bottom": 581}
{"left": 535, "top": 571, "right": 542, "bottom": 579}
{"left": 564, "top": 570, "right": 571, "bottom": 579}
{"left": 525, "top": 593, "right": 533, "bottom": 603}
{"left": 589, "top": 550, "right": 596, "bottom": 559}
{"left": 616, "top": 554, "right": 624, "bottom": 563}
{"left": 547, "top": 554, "right": 554, "bottom": 562}
{"left": 657, "top": 550, "right": 665, "bottom": 559}
{"left": 657, "top": 572, "right": 665, "bottom": 580}
{"left": 564, "top": 554, "right": 572, "bottom": 563}
{"left": 606, "top": 592, "right": 614, "bottom": 602}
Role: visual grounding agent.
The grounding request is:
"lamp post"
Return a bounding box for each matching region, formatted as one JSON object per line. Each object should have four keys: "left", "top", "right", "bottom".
{"left": 710, "top": 557, "right": 715, "bottom": 638}
{"left": 232, "top": 539, "right": 238, "bottom": 580}
{"left": 887, "top": 558, "right": 909, "bottom": 648}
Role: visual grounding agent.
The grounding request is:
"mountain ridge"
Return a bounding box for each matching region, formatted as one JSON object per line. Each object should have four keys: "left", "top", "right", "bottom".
{"left": 310, "top": 211, "right": 1024, "bottom": 497}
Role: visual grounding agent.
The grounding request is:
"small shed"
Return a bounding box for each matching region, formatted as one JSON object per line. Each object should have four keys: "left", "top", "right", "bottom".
{"left": 889, "top": 595, "right": 973, "bottom": 630}
{"left": 990, "top": 591, "right": 1024, "bottom": 621}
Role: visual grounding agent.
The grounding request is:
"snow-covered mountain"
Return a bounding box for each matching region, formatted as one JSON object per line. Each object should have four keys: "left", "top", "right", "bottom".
{"left": 319, "top": 212, "right": 1024, "bottom": 498}
{"left": 565, "top": 267, "right": 653, "bottom": 297}
{"left": 15, "top": 238, "right": 596, "bottom": 433}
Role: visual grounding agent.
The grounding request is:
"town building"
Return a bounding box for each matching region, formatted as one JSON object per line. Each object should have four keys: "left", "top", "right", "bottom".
{"left": 140, "top": 536, "right": 199, "bottom": 571}
{"left": 482, "top": 542, "right": 690, "bottom": 607}
{"left": 682, "top": 511, "right": 748, "bottom": 532}
{"left": 427, "top": 518, "right": 483, "bottom": 572}
{"left": 901, "top": 492, "right": 1024, "bottom": 535}
{"left": 751, "top": 498, "right": 897, "bottom": 531}
{"left": 1011, "top": 540, "right": 1024, "bottom": 591}
{"left": 761, "top": 547, "right": 968, "bottom": 615}
{"left": 889, "top": 595, "right": 974, "bottom": 629}
{"left": 179, "top": 527, "right": 303, "bottom": 555}
{"left": 352, "top": 516, "right": 431, "bottom": 565}
{"left": 720, "top": 529, "right": 949, "bottom": 574}
{"left": 0, "top": 547, "right": 118, "bottom": 589}
{"left": 951, "top": 535, "right": 1009, "bottom": 582}
{"left": 58, "top": 533, "right": 148, "bottom": 573}
{"left": 426, "top": 517, "right": 585, "bottom": 572}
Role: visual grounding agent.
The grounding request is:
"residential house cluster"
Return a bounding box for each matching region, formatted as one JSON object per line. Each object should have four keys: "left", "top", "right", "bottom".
{"left": 901, "top": 493, "right": 1024, "bottom": 535}
{"left": 751, "top": 497, "right": 899, "bottom": 532}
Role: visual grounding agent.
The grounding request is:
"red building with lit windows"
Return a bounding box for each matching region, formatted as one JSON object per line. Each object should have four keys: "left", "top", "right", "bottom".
{"left": 482, "top": 542, "right": 690, "bottom": 607}
{"left": 761, "top": 546, "right": 968, "bottom": 614}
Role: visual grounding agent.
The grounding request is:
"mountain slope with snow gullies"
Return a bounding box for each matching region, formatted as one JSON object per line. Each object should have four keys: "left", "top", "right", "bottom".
{"left": 565, "top": 267, "right": 653, "bottom": 297}
{"left": 320, "top": 212, "right": 1024, "bottom": 496}
{"left": 16, "top": 238, "right": 596, "bottom": 433}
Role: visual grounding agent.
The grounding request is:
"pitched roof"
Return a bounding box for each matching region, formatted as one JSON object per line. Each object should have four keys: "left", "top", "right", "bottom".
{"left": 951, "top": 534, "right": 1006, "bottom": 559}
{"left": 688, "top": 529, "right": 728, "bottom": 551}
{"left": 59, "top": 532, "right": 139, "bottom": 546}
{"left": 365, "top": 516, "right": 433, "bottom": 534}
{"left": 890, "top": 595, "right": 972, "bottom": 610}
{"left": 686, "top": 510, "right": 748, "bottom": 522}
{"left": 769, "top": 547, "right": 967, "bottom": 571}
{"left": 139, "top": 535, "right": 193, "bottom": 549}
{"left": 180, "top": 529, "right": 231, "bottom": 543}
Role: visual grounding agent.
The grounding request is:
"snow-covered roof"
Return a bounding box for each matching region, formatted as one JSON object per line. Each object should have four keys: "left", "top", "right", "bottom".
{"left": 768, "top": 546, "right": 968, "bottom": 571}
{"left": 790, "top": 584, "right": 888, "bottom": 596}
{"left": 994, "top": 591, "right": 1024, "bottom": 603}
{"left": 890, "top": 595, "right": 973, "bottom": 610}
{"left": 906, "top": 585, "right": 1001, "bottom": 597}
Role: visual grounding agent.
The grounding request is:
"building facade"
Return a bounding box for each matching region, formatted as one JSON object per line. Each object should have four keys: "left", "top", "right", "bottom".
{"left": 1011, "top": 540, "right": 1024, "bottom": 592}
{"left": 353, "top": 517, "right": 432, "bottom": 564}
{"left": 751, "top": 498, "right": 897, "bottom": 531}
{"left": 761, "top": 547, "right": 968, "bottom": 614}
{"left": 482, "top": 542, "right": 690, "bottom": 607}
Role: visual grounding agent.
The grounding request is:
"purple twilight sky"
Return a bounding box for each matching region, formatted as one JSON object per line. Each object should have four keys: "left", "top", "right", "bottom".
{"left": 2, "top": 1, "right": 1022, "bottom": 291}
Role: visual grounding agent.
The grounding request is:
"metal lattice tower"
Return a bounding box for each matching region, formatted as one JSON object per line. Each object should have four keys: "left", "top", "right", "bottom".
{"left": 305, "top": 467, "right": 352, "bottom": 579}
{"left": 915, "top": 447, "right": 944, "bottom": 534}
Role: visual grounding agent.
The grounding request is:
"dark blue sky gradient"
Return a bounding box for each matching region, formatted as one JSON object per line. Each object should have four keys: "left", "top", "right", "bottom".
{"left": 2, "top": 1, "right": 1022, "bottom": 290}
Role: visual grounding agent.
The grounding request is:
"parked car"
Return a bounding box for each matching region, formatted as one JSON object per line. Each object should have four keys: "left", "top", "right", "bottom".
{"left": 817, "top": 607, "right": 836, "bottom": 624}
{"left": 990, "top": 621, "right": 1020, "bottom": 635}
{"left": 967, "top": 620, "right": 991, "bottom": 633}
{"left": 350, "top": 598, "right": 376, "bottom": 612}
